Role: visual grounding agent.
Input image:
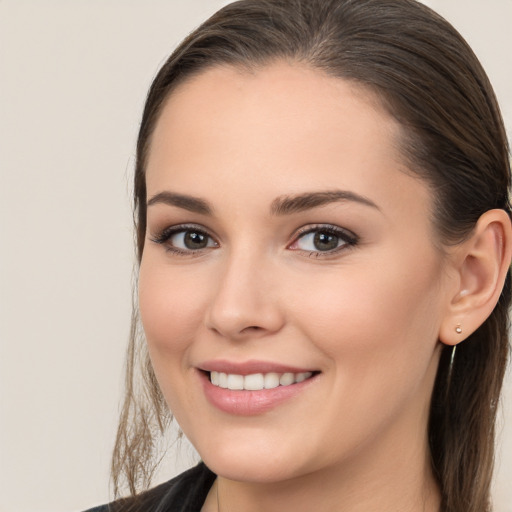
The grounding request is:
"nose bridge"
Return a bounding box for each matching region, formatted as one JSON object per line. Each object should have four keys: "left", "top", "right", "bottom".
{"left": 205, "top": 244, "right": 284, "bottom": 339}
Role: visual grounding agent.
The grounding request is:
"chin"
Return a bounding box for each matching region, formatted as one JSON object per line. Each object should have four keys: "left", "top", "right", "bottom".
{"left": 197, "top": 437, "right": 308, "bottom": 483}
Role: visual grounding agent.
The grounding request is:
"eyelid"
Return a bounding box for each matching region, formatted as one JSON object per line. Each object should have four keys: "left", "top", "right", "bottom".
{"left": 288, "top": 223, "right": 359, "bottom": 255}
{"left": 148, "top": 222, "right": 357, "bottom": 257}
{"left": 149, "top": 223, "right": 219, "bottom": 254}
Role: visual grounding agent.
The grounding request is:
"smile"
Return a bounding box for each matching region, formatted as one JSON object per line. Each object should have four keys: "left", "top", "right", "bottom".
{"left": 199, "top": 363, "right": 320, "bottom": 415}
{"left": 210, "top": 371, "right": 313, "bottom": 391}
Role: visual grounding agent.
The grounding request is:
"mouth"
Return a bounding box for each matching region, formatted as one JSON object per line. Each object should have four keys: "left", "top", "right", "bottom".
{"left": 198, "top": 364, "right": 320, "bottom": 415}
{"left": 207, "top": 370, "right": 316, "bottom": 391}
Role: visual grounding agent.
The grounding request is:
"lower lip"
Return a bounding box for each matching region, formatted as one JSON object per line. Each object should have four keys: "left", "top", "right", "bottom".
{"left": 199, "top": 371, "right": 318, "bottom": 416}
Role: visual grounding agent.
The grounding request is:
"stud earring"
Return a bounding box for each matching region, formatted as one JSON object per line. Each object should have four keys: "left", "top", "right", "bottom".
{"left": 455, "top": 324, "right": 462, "bottom": 334}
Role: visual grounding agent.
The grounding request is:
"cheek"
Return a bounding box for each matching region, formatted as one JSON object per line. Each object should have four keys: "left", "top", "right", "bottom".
{"left": 291, "top": 253, "right": 443, "bottom": 372}
{"left": 138, "top": 256, "right": 208, "bottom": 358}
{"left": 287, "top": 254, "right": 444, "bottom": 444}
{"left": 137, "top": 256, "right": 212, "bottom": 417}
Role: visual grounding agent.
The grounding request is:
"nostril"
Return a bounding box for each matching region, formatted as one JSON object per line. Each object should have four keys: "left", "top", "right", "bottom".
{"left": 241, "top": 326, "right": 263, "bottom": 333}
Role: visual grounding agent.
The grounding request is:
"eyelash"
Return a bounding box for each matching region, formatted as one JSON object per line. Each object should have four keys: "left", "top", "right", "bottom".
{"left": 150, "top": 224, "right": 217, "bottom": 256}
{"left": 149, "top": 223, "right": 359, "bottom": 258}
{"left": 290, "top": 224, "right": 359, "bottom": 257}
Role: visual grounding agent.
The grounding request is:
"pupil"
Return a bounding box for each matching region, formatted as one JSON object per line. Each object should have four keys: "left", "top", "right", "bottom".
{"left": 184, "top": 231, "right": 207, "bottom": 249}
{"left": 313, "top": 232, "right": 338, "bottom": 251}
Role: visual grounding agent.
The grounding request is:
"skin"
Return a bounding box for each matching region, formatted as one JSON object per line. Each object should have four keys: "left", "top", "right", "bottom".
{"left": 138, "top": 62, "right": 466, "bottom": 512}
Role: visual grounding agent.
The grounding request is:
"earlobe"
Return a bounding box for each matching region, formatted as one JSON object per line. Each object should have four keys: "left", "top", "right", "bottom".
{"left": 439, "top": 209, "right": 512, "bottom": 346}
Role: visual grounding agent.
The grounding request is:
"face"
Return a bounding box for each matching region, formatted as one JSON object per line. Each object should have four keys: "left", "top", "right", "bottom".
{"left": 139, "top": 63, "right": 454, "bottom": 484}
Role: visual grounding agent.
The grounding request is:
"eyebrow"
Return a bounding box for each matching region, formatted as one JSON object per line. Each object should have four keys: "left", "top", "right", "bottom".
{"left": 146, "top": 189, "right": 380, "bottom": 216}
{"left": 147, "top": 191, "right": 213, "bottom": 215}
{"left": 270, "top": 190, "right": 380, "bottom": 215}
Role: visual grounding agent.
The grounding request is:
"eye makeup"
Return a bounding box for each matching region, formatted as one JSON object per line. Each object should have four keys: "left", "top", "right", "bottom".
{"left": 149, "top": 223, "right": 218, "bottom": 256}
{"left": 288, "top": 224, "right": 359, "bottom": 257}
{"left": 149, "top": 221, "right": 359, "bottom": 259}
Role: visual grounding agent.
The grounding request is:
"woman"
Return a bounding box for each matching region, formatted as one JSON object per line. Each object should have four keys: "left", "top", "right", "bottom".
{"left": 89, "top": 0, "right": 512, "bottom": 511}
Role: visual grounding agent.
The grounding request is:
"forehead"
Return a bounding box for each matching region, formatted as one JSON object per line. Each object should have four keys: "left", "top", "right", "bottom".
{"left": 150, "top": 62, "right": 399, "bottom": 162}
{"left": 145, "top": 62, "right": 431, "bottom": 223}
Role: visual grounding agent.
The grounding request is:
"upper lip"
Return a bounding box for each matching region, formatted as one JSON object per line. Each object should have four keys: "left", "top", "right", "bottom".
{"left": 198, "top": 359, "right": 317, "bottom": 375}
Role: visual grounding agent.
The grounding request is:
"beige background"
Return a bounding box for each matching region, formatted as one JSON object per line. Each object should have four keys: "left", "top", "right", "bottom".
{"left": 0, "top": 1, "right": 511, "bottom": 511}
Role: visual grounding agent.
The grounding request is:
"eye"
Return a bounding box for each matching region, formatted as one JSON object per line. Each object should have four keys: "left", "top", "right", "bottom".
{"left": 150, "top": 225, "right": 218, "bottom": 254}
{"left": 170, "top": 230, "right": 216, "bottom": 250}
{"left": 289, "top": 225, "right": 358, "bottom": 255}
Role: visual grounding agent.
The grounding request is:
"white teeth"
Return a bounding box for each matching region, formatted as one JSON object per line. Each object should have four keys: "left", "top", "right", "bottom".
{"left": 209, "top": 371, "right": 313, "bottom": 390}
{"left": 244, "top": 373, "right": 264, "bottom": 390}
{"left": 264, "top": 372, "right": 280, "bottom": 389}
{"left": 219, "top": 372, "right": 228, "bottom": 389}
{"left": 227, "top": 374, "right": 244, "bottom": 390}
{"left": 279, "top": 373, "right": 295, "bottom": 386}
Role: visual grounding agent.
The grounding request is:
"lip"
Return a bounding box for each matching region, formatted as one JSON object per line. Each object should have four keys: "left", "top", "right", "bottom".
{"left": 198, "top": 359, "right": 315, "bottom": 375}
{"left": 197, "top": 360, "right": 319, "bottom": 416}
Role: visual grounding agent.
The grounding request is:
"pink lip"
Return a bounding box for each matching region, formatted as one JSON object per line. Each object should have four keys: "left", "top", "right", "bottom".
{"left": 198, "top": 359, "right": 315, "bottom": 375}
{"left": 196, "top": 360, "right": 319, "bottom": 416}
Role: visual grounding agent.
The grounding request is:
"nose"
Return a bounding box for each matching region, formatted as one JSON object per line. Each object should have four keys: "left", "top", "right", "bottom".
{"left": 205, "top": 249, "right": 285, "bottom": 340}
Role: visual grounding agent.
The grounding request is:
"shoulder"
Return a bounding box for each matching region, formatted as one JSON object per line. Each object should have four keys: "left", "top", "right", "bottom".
{"left": 83, "top": 462, "right": 216, "bottom": 512}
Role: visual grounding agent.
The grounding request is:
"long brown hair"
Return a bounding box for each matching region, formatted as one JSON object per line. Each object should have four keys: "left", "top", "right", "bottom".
{"left": 112, "top": 1, "right": 511, "bottom": 510}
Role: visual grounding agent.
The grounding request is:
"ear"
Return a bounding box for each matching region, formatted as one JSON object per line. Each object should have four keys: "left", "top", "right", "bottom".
{"left": 439, "top": 209, "right": 512, "bottom": 346}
